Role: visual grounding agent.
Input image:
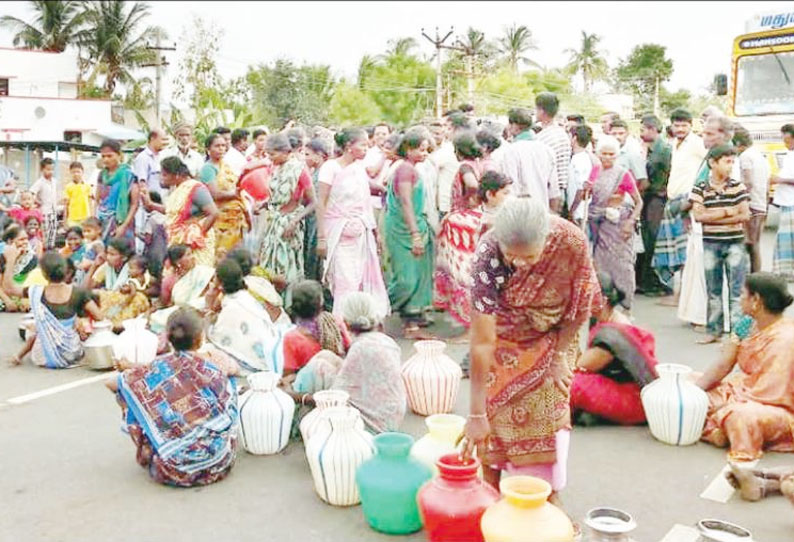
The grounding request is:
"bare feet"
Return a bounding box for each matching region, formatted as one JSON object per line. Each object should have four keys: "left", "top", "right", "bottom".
{"left": 8, "top": 355, "right": 22, "bottom": 367}
{"left": 781, "top": 476, "right": 794, "bottom": 506}
{"left": 657, "top": 295, "right": 678, "bottom": 307}
{"left": 691, "top": 324, "right": 706, "bottom": 334}
{"left": 697, "top": 335, "right": 720, "bottom": 345}
{"left": 727, "top": 462, "right": 764, "bottom": 501}
{"left": 403, "top": 326, "right": 436, "bottom": 340}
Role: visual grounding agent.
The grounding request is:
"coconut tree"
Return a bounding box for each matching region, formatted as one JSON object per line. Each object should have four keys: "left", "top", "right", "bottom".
{"left": 498, "top": 24, "right": 538, "bottom": 72}
{"left": 385, "top": 37, "right": 418, "bottom": 59}
{"left": 80, "top": 0, "right": 165, "bottom": 95}
{"left": 565, "top": 31, "right": 608, "bottom": 93}
{"left": 0, "top": 0, "right": 87, "bottom": 52}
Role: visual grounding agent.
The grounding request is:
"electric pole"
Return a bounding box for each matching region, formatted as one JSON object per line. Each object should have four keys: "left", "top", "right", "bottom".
{"left": 421, "top": 27, "right": 454, "bottom": 118}
{"left": 144, "top": 36, "right": 176, "bottom": 128}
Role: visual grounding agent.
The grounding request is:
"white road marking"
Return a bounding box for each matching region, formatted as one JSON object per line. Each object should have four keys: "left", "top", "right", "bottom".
{"left": 5, "top": 373, "right": 115, "bottom": 406}
{"left": 700, "top": 461, "right": 759, "bottom": 503}
{"left": 658, "top": 524, "right": 700, "bottom": 542}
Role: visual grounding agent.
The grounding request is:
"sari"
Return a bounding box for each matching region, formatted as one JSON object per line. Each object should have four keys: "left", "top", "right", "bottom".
{"left": 322, "top": 161, "right": 389, "bottom": 319}
{"left": 571, "top": 320, "right": 658, "bottom": 425}
{"left": 210, "top": 161, "right": 249, "bottom": 258}
{"left": 702, "top": 317, "right": 794, "bottom": 461}
{"left": 96, "top": 262, "right": 151, "bottom": 328}
{"left": 149, "top": 264, "right": 215, "bottom": 333}
{"left": 384, "top": 163, "right": 434, "bottom": 318}
{"left": 166, "top": 179, "right": 216, "bottom": 267}
{"left": 303, "top": 168, "right": 322, "bottom": 281}
{"left": 587, "top": 164, "right": 637, "bottom": 310}
{"left": 434, "top": 205, "right": 484, "bottom": 327}
{"left": 115, "top": 351, "right": 238, "bottom": 487}
{"left": 97, "top": 164, "right": 136, "bottom": 241}
{"left": 209, "top": 289, "right": 293, "bottom": 375}
{"left": 283, "top": 312, "right": 350, "bottom": 373}
{"left": 29, "top": 285, "right": 84, "bottom": 369}
{"left": 258, "top": 157, "right": 306, "bottom": 284}
{"left": 471, "top": 217, "right": 600, "bottom": 470}
{"left": 450, "top": 158, "right": 482, "bottom": 212}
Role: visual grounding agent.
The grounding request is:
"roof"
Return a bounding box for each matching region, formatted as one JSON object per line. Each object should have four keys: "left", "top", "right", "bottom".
{"left": 0, "top": 141, "right": 134, "bottom": 153}
{"left": 92, "top": 122, "right": 145, "bottom": 141}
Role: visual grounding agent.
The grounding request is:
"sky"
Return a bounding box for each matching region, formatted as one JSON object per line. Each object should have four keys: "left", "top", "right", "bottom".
{"left": 1, "top": 1, "right": 792, "bottom": 99}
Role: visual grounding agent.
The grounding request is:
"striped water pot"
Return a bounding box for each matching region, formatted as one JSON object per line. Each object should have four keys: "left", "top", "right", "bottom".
{"left": 641, "top": 363, "right": 709, "bottom": 446}
{"left": 299, "top": 390, "right": 363, "bottom": 443}
{"left": 306, "top": 406, "right": 374, "bottom": 506}
{"left": 401, "top": 340, "right": 462, "bottom": 416}
{"left": 238, "top": 371, "right": 295, "bottom": 455}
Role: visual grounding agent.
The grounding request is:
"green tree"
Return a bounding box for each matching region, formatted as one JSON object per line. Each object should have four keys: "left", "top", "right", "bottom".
{"left": 497, "top": 24, "right": 538, "bottom": 72}
{"left": 0, "top": 0, "right": 87, "bottom": 52}
{"left": 173, "top": 15, "right": 224, "bottom": 111}
{"left": 385, "top": 37, "right": 418, "bottom": 58}
{"left": 475, "top": 67, "right": 535, "bottom": 116}
{"left": 81, "top": 0, "right": 164, "bottom": 95}
{"left": 357, "top": 54, "right": 380, "bottom": 89}
{"left": 363, "top": 53, "right": 435, "bottom": 126}
{"left": 564, "top": 31, "right": 608, "bottom": 92}
{"left": 659, "top": 87, "right": 692, "bottom": 117}
{"left": 615, "top": 43, "right": 674, "bottom": 113}
{"left": 328, "top": 83, "right": 383, "bottom": 126}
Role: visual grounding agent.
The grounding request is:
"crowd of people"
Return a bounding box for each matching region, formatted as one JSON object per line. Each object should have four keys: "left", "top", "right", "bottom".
{"left": 2, "top": 93, "right": 792, "bottom": 511}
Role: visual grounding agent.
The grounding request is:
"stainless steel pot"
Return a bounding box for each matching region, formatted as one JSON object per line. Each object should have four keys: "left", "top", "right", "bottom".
{"left": 83, "top": 321, "right": 117, "bottom": 370}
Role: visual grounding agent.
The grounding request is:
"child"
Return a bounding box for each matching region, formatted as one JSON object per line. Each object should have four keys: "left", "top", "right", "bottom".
{"left": 140, "top": 191, "right": 167, "bottom": 280}
{"left": 77, "top": 217, "right": 104, "bottom": 286}
{"left": 8, "top": 191, "right": 44, "bottom": 227}
{"left": 60, "top": 226, "right": 87, "bottom": 283}
{"left": 63, "top": 161, "right": 92, "bottom": 227}
{"left": 120, "top": 255, "right": 151, "bottom": 297}
{"left": 24, "top": 216, "right": 44, "bottom": 258}
{"left": 29, "top": 157, "right": 58, "bottom": 249}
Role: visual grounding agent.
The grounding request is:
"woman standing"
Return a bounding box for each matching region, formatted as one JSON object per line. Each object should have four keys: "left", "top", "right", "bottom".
{"left": 303, "top": 138, "right": 332, "bottom": 282}
{"left": 477, "top": 128, "right": 502, "bottom": 173}
{"left": 462, "top": 197, "right": 600, "bottom": 508}
{"left": 384, "top": 128, "right": 434, "bottom": 335}
{"left": 586, "top": 135, "right": 642, "bottom": 311}
{"left": 434, "top": 170, "right": 512, "bottom": 327}
{"left": 109, "top": 307, "right": 239, "bottom": 488}
{"left": 160, "top": 157, "right": 218, "bottom": 267}
{"left": 316, "top": 128, "right": 389, "bottom": 318}
{"left": 199, "top": 133, "right": 249, "bottom": 258}
{"left": 96, "top": 139, "right": 139, "bottom": 243}
{"left": 450, "top": 131, "right": 483, "bottom": 212}
{"left": 258, "top": 134, "right": 315, "bottom": 286}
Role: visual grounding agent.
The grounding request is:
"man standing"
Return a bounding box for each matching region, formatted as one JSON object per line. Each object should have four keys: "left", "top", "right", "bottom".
{"left": 653, "top": 108, "right": 706, "bottom": 302}
{"left": 690, "top": 145, "right": 750, "bottom": 344}
{"left": 160, "top": 122, "right": 203, "bottom": 178}
{"left": 534, "top": 92, "right": 571, "bottom": 193}
{"left": 733, "top": 124, "right": 770, "bottom": 273}
{"left": 498, "top": 111, "right": 560, "bottom": 212}
{"left": 133, "top": 128, "right": 166, "bottom": 254}
{"left": 29, "top": 157, "right": 58, "bottom": 249}
{"left": 508, "top": 107, "right": 535, "bottom": 141}
{"left": 610, "top": 119, "right": 648, "bottom": 186}
{"left": 427, "top": 117, "right": 458, "bottom": 218}
{"left": 224, "top": 128, "right": 249, "bottom": 178}
{"left": 770, "top": 123, "right": 794, "bottom": 280}
{"left": 364, "top": 122, "right": 392, "bottom": 219}
{"left": 636, "top": 115, "right": 671, "bottom": 295}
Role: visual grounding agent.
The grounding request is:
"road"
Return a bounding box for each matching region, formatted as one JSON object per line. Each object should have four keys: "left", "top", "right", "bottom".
{"left": 0, "top": 233, "right": 792, "bottom": 542}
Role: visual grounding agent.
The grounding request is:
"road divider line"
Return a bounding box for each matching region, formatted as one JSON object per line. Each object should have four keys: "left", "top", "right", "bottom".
{"left": 5, "top": 373, "right": 115, "bottom": 405}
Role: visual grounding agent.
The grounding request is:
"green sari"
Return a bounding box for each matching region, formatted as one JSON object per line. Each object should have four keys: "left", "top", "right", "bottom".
{"left": 384, "top": 163, "right": 434, "bottom": 318}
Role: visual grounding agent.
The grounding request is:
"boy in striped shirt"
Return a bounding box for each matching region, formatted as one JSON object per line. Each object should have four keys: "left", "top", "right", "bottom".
{"left": 690, "top": 144, "right": 751, "bottom": 344}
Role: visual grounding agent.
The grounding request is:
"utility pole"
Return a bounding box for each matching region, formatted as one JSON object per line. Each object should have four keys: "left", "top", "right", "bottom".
{"left": 144, "top": 36, "right": 176, "bottom": 128}
{"left": 653, "top": 76, "right": 660, "bottom": 117}
{"left": 421, "top": 27, "right": 454, "bottom": 118}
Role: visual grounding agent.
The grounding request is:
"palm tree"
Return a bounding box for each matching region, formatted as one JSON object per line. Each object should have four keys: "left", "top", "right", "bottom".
{"left": 80, "top": 1, "right": 164, "bottom": 95}
{"left": 357, "top": 54, "right": 380, "bottom": 89}
{"left": 498, "top": 24, "right": 538, "bottom": 72}
{"left": 386, "top": 37, "right": 418, "bottom": 59}
{"left": 564, "top": 31, "right": 608, "bottom": 93}
{"left": 0, "top": 0, "right": 87, "bottom": 52}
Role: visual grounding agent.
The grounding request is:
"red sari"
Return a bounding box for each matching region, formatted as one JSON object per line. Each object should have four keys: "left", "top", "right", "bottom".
{"left": 471, "top": 217, "right": 601, "bottom": 466}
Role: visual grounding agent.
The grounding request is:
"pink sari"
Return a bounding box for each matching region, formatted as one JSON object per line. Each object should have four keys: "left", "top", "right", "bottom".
{"left": 322, "top": 161, "right": 390, "bottom": 318}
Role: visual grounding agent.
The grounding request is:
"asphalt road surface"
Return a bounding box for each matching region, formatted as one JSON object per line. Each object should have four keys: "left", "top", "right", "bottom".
{"left": 1, "top": 233, "right": 792, "bottom": 542}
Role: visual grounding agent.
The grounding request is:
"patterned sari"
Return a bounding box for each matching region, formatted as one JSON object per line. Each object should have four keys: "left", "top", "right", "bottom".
{"left": 149, "top": 264, "right": 215, "bottom": 333}
{"left": 303, "top": 168, "right": 322, "bottom": 281}
{"left": 210, "top": 161, "right": 249, "bottom": 258}
{"left": 258, "top": 157, "right": 306, "bottom": 283}
{"left": 97, "top": 164, "right": 136, "bottom": 242}
{"left": 166, "top": 179, "right": 216, "bottom": 267}
{"left": 29, "top": 285, "right": 84, "bottom": 369}
{"left": 471, "top": 218, "right": 600, "bottom": 467}
{"left": 702, "top": 317, "right": 794, "bottom": 461}
{"left": 96, "top": 262, "right": 151, "bottom": 329}
{"left": 115, "top": 351, "right": 238, "bottom": 487}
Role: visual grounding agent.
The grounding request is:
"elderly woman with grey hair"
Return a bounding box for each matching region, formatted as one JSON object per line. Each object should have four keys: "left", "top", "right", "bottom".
{"left": 461, "top": 197, "right": 600, "bottom": 509}
{"left": 284, "top": 291, "right": 407, "bottom": 433}
{"left": 585, "top": 135, "right": 643, "bottom": 311}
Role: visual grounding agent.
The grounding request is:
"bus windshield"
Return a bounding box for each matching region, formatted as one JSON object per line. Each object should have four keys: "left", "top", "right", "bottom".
{"left": 735, "top": 50, "right": 794, "bottom": 115}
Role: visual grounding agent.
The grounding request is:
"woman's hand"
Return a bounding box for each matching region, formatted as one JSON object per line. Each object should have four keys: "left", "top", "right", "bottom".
{"left": 283, "top": 220, "right": 297, "bottom": 239}
{"left": 316, "top": 239, "right": 327, "bottom": 259}
{"left": 5, "top": 299, "right": 18, "bottom": 312}
{"left": 621, "top": 220, "right": 635, "bottom": 240}
{"left": 411, "top": 234, "right": 425, "bottom": 257}
{"left": 460, "top": 415, "right": 490, "bottom": 460}
{"left": 550, "top": 360, "right": 573, "bottom": 393}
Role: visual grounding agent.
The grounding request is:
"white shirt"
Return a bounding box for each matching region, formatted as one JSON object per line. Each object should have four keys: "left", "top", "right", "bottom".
{"left": 427, "top": 141, "right": 458, "bottom": 213}
{"left": 739, "top": 146, "right": 770, "bottom": 212}
{"left": 224, "top": 146, "right": 248, "bottom": 178}
{"left": 535, "top": 124, "right": 572, "bottom": 190}
{"left": 29, "top": 176, "right": 57, "bottom": 214}
{"left": 668, "top": 133, "right": 707, "bottom": 199}
{"left": 774, "top": 149, "right": 794, "bottom": 207}
{"left": 363, "top": 146, "right": 387, "bottom": 210}
{"left": 497, "top": 140, "right": 560, "bottom": 210}
{"left": 160, "top": 145, "right": 205, "bottom": 179}
{"left": 416, "top": 160, "right": 440, "bottom": 235}
{"left": 132, "top": 146, "right": 162, "bottom": 195}
{"left": 567, "top": 151, "right": 594, "bottom": 221}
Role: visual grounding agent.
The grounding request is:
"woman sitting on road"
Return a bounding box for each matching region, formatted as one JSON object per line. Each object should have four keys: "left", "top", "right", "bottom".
{"left": 571, "top": 272, "right": 658, "bottom": 426}
{"left": 108, "top": 307, "right": 239, "bottom": 488}
{"left": 697, "top": 272, "right": 794, "bottom": 462}
{"left": 282, "top": 291, "right": 407, "bottom": 434}
{"left": 8, "top": 251, "right": 102, "bottom": 368}
{"left": 0, "top": 224, "right": 37, "bottom": 312}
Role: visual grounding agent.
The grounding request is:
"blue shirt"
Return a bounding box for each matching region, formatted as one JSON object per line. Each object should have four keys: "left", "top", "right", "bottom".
{"left": 133, "top": 146, "right": 162, "bottom": 195}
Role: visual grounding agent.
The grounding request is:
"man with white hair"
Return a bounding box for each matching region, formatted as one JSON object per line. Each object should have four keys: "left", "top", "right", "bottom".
{"left": 161, "top": 122, "right": 204, "bottom": 178}
{"left": 463, "top": 196, "right": 600, "bottom": 512}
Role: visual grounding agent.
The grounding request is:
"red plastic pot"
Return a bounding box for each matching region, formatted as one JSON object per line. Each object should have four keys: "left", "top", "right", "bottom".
{"left": 417, "top": 454, "right": 499, "bottom": 542}
{"left": 239, "top": 164, "right": 271, "bottom": 201}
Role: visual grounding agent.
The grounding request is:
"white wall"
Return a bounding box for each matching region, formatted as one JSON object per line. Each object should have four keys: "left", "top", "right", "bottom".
{"left": 0, "top": 47, "right": 79, "bottom": 99}
{"left": 0, "top": 95, "right": 112, "bottom": 141}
